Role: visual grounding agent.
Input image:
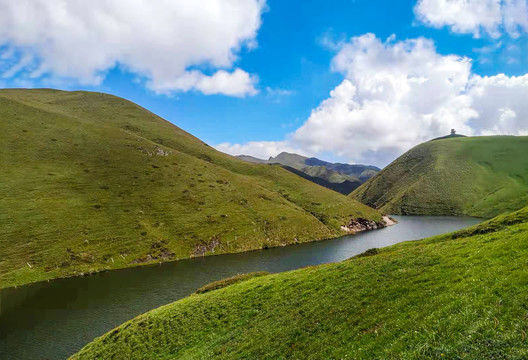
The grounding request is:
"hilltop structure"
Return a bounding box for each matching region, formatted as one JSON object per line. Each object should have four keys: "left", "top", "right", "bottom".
{"left": 432, "top": 130, "right": 467, "bottom": 141}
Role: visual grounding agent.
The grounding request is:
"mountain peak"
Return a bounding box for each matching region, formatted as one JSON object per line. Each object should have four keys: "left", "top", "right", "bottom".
{"left": 237, "top": 151, "right": 380, "bottom": 194}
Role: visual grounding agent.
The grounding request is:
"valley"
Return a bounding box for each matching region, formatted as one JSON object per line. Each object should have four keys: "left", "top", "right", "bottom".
{"left": 72, "top": 207, "right": 528, "bottom": 359}
{"left": 3, "top": 1, "right": 528, "bottom": 359}
{"left": 2, "top": 92, "right": 528, "bottom": 360}
{"left": 0, "top": 216, "right": 479, "bottom": 360}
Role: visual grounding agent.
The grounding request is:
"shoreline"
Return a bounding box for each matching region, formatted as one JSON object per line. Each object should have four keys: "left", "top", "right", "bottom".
{"left": 0, "top": 216, "right": 399, "bottom": 291}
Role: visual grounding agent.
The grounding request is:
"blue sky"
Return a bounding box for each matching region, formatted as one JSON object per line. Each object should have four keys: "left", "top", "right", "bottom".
{"left": 1, "top": 0, "right": 528, "bottom": 166}
{"left": 95, "top": 0, "right": 522, "bottom": 145}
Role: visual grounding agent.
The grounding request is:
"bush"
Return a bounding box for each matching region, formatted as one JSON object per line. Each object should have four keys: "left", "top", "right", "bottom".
{"left": 355, "top": 248, "right": 380, "bottom": 258}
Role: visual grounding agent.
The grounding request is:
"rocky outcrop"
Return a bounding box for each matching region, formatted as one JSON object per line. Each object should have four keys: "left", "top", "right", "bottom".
{"left": 382, "top": 215, "right": 397, "bottom": 226}
{"left": 192, "top": 236, "right": 223, "bottom": 257}
{"left": 130, "top": 241, "right": 175, "bottom": 264}
{"left": 341, "top": 215, "right": 397, "bottom": 233}
{"left": 130, "top": 248, "right": 175, "bottom": 264}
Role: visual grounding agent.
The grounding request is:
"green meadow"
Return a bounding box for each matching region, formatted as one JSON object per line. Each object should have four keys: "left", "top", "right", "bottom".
{"left": 0, "top": 89, "right": 380, "bottom": 289}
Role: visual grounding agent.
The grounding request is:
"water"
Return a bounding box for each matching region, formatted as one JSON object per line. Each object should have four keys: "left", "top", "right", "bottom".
{"left": 0, "top": 216, "right": 481, "bottom": 360}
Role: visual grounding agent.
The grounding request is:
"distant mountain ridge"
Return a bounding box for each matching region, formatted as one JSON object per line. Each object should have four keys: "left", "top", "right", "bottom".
{"left": 280, "top": 166, "right": 363, "bottom": 195}
{"left": 237, "top": 152, "right": 380, "bottom": 195}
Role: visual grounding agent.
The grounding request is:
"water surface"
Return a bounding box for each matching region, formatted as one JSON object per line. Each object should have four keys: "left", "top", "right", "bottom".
{"left": 0, "top": 216, "right": 481, "bottom": 359}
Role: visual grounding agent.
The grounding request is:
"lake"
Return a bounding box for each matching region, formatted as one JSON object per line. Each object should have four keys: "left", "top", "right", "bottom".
{"left": 0, "top": 216, "right": 481, "bottom": 360}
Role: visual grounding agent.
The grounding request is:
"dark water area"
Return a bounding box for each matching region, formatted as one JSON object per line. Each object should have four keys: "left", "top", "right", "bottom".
{"left": 0, "top": 216, "right": 481, "bottom": 359}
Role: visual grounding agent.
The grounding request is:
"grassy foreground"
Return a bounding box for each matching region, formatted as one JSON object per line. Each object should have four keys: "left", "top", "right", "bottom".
{"left": 0, "top": 89, "right": 380, "bottom": 289}
{"left": 352, "top": 136, "right": 528, "bottom": 217}
{"left": 73, "top": 207, "right": 528, "bottom": 359}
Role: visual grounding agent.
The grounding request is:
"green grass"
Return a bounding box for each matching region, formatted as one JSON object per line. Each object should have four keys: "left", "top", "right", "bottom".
{"left": 352, "top": 136, "right": 528, "bottom": 217}
{"left": 0, "top": 89, "right": 380, "bottom": 289}
{"left": 194, "top": 272, "right": 270, "bottom": 294}
{"left": 72, "top": 207, "right": 528, "bottom": 360}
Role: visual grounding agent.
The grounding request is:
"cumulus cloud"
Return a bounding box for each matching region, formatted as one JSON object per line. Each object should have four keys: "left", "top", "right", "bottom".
{"left": 468, "top": 74, "right": 528, "bottom": 134}
{"left": 415, "top": 0, "right": 528, "bottom": 38}
{"left": 218, "top": 34, "right": 528, "bottom": 166}
{"left": 291, "top": 34, "right": 477, "bottom": 165}
{"left": 153, "top": 69, "right": 258, "bottom": 97}
{"left": 0, "top": 0, "right": 265, "bottom": 97}
{"left": 503, "top": 0, "right": 528, "bottom": 37}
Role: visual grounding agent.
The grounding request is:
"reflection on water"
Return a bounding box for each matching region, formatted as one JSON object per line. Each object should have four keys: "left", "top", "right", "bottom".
{"left": 0, "top": 216, "right": 481, "bottom": 360}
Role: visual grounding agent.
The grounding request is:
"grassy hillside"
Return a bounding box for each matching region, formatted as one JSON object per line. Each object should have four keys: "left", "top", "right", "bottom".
{"left": 352, "top": 136, "right": 528, "bottom": 217}
{"left": 72, "top": 207, "right": 528, "bottom": 360}
{"left": 0, "top": 89, "right": 381, "bottom": 289}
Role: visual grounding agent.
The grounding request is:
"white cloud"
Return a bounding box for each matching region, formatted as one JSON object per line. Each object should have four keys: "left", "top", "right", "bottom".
{"left": 415, "top": 0, "right": 502, "bottom": 37}
{"left": 264, "top": 86, "right": 294, "bottom": 103}
{"left": 468, "top": 74, "right": 528, "bottom": 134}
{"left": 216, "top": 140, "right": 304, "bottom": 160}
{"left": 153, "top": 69, "right": 258, "bottom": 97}
{"left": 292, "top": 34, "right": 477, "bottom": 165}
{"left": 503, "top": 0, "right": 528, "bottom": 37}
{"left": 0, "top": 0, "right": 265, "bottom": 97}
{"left": 218, "top": 34, "right": 528, "bottom": 166}
{"left": 265, "top": 87, "right": 293, "bottom": 97}
{"left": 1, "top": 53, "right": 34, "bottom": 79}
{"left": 415, "top": 0, "right": 528, "bottom": 38}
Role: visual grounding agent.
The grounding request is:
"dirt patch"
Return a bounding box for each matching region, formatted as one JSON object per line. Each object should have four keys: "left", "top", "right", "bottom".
{"left": 382, "top": 215, "right": 397, "bottom": 226}
{"left": 342, "top": 215, "right": 397, "bottom": 233}
{"left": 342, "top": 218, "right": 386, "bottom": 233}
{"left": 130, "top": 241, "right": 175, "bottom": 264}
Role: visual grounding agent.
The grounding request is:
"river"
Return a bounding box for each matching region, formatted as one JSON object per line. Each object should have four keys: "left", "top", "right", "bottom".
{"left": 0, "top": 216, "right": 481, "bottom": 360}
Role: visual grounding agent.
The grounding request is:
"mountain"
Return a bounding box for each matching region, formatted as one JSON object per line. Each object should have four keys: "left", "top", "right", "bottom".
{"left": 72, "top": 206, "right": 528, "bottom": 360}
{"left": 237, "top": 152, "right": 380, "bottom": 195}
{"left": 352, "top": 136, "right": 528, "bottom": 218}
{"left": 0, "top": 89, "right": 382, "bottom": 289}
{"left": 280, "top": 166, "right": 362, "bottom": 195}
{"left": 234, "top": 154, "right": 267, "bottom": 164}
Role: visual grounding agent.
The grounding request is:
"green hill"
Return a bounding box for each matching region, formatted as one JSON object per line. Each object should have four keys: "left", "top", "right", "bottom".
{"left": 72, "top": 207, "right": 528, "bottom": 360}
{"left": 0, "top": 89, "right": 382, "bottom": 289}
{"left": 352, "top": 136, "right": 528, "bottom": 217}
{"left": 237, "top": 152, "right": 379, "bottom": 194}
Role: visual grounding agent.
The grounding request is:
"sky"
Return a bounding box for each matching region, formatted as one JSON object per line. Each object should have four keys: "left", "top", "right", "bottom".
{"left": 1, "top": 0, "right": 528, "bottom": 167}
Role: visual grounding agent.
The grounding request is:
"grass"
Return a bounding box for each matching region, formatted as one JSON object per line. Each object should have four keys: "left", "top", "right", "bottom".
{"left": 72, "top": 206, "right": 528, "bottom": 360}
{"left": 0, "top": 89, "right": 380, "bottom": 289}
{"left": 352, "top": 136, "right": 528, "bottom": 217}
{"left": 194, "top": 272, "right": 270, "bottom": 294}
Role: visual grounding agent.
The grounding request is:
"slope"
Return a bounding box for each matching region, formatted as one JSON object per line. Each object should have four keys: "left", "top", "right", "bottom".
{"left": 352, "top": 136, "right": 528, "bottom": 217}
{"left": 237, "top": 152, "right": 379, "bottom": 194}
{"left": 0, "top": 89, "right": 381, "bottom": 289}
{"left": 281, "top": 166, "right": 362, "bottom": 195}
{"left": 72, "top": 207, "right": 528, "bottom": 360}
